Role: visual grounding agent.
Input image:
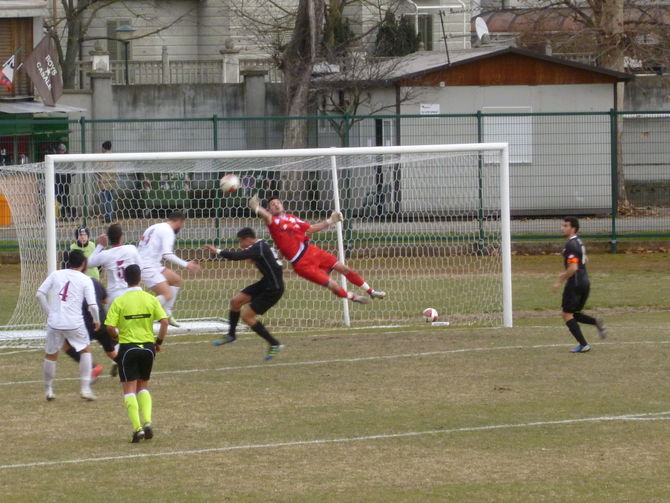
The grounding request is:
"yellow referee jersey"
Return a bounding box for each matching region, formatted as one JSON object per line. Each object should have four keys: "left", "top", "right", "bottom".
{"left": 105, "top": 287, "right": 167, "bottom": 344}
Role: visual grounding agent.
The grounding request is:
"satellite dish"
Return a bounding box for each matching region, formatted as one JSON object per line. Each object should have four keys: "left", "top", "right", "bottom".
{"left": 475, "top": 17, "right": 490, "bottom": 42}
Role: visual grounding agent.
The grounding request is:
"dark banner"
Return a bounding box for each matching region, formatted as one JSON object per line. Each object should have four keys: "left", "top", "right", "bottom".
{"left": 24, "top": 37, "right": 63, "bottom": 106}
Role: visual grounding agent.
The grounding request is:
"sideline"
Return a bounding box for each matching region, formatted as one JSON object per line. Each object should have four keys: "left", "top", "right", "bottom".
{"left": 1, "top": 339, "right": 669, "bottom": 387}
{"left": 1, "top": 410, "right": 669, "bottom": 470}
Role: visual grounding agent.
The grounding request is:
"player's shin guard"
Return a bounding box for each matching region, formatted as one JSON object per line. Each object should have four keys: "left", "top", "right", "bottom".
{"left": 165, "top": 286, "right": 180, "bottom": 314}
{"left": 344, "top": 270, "right": 365, "bottom": 288}
{"left": 574, "top": 312, "right": 597, "bottom": 325}
{"left": 79, "top": 352, "right": 93, "bottom": 391}
{"left": 250, "top": 321, "right": 279, "bottom": 346}
{"left": 43, "top": 359, "right": 56, "bottom": 390}
{"left": 137, "top": 389, "right": 152, "bottom": 425}
{"left": 566, "top": 319, "right": 588, "bottom": 346}
{"left": 124, "top": 393, "right": 142, "bottom": 431}
{"left": 156, "top": 294, "right": 169, "bottom": 313}
{"left": 228, "top": 310, "right": 241, "bottom": 337}
{"left": 333, "top": 286, "right": 348, "bottom": 298}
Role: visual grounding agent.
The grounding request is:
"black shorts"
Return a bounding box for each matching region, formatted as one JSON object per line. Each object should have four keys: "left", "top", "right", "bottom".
{"left": 116, "top": 343, "right": 155, "bottom": 382}
{"left": 562, "top": 281, "right": 590, "bottom": 313}
{"left": 91, "top": 326, "right": 116, "bottom": 353}
{"left": 241, "top": 281, "right": 284, "bottom": 316}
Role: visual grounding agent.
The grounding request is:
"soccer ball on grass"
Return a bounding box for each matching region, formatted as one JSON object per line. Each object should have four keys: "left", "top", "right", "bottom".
{"left": 423, "top": 308, "right": 439, "bottom": 322}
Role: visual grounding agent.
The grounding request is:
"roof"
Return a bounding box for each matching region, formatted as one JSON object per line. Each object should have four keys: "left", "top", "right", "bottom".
{"left": 0, "top": 101, "right": 86, "bottom": 114}
{"left": 476, "top": 6, "right": 670, "bottom": 33}
{"left": 388, "top": 46, "right": 632, "bottom": 82}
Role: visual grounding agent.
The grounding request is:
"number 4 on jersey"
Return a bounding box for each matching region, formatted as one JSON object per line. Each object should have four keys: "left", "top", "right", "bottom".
{"left": 58, "top": 281, "right": 71, "bottom": 301}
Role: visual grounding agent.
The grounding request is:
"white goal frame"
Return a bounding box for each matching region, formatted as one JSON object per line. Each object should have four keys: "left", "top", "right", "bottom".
{"left": 44, "top": 143, "right": 512, "bottom": 328}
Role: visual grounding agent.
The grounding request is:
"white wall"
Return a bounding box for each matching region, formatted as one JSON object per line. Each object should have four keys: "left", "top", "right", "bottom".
{"left": 360, "top": 83, "right": 617, "bottom": 213}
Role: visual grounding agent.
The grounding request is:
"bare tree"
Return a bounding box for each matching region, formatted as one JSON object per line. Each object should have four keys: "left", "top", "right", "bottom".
{"left": 44, "top": 1, "right": 195, "bottom": 89}
{"left": 230, "top": 0, "right": 412, "bottom": 148}
{"left": 315, "top": 53, "right": 419, "bottom": 146}
{"left": 281, "top": 0, "right": 327, "bottom": 148}
{"left": 495, "top": 0, "right": 670, "bottom": 210}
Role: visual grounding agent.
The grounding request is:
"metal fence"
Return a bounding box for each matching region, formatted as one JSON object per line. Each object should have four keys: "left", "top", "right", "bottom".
{"left": 1, "top": 111, "right": 669, "bottom": 250}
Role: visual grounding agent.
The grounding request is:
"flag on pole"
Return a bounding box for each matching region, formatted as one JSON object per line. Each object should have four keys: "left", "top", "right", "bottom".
{"left": 0, "top": 54, "right": 16, "bottom": 92}
{"left": 24, "top": 37, "right": 63, "bottom": 106}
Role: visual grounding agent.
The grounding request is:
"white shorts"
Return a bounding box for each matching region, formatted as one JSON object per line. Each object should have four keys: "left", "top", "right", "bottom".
{"left": 106, "top": 288, "right": 128, "bottom": 304}
{"left": 45, "top": 325, "right": 90, "bottom": 354}
{"left": 141, "top": 266, "right": 167, "bottom": 288}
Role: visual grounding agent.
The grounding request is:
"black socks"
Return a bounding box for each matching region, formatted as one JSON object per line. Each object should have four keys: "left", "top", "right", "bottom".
{"left": 566, "top": 318, "right": 588, "bottom": 346}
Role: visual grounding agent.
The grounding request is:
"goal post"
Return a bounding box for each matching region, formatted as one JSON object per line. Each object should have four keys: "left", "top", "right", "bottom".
{"left": 1, "top": 143, "right": 511, "bottom": 344}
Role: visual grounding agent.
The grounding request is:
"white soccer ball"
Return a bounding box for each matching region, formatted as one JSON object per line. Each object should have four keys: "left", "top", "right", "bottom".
{"left": 219, "top": 174, "right": 240, "bottom": 194}
{"left": 423, "top": 308, "right": 438, "bottom": 322}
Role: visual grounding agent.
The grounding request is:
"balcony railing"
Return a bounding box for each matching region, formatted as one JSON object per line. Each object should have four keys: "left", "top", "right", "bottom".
{"left": 75, "top": 57, "right": 283, "bottom": 88}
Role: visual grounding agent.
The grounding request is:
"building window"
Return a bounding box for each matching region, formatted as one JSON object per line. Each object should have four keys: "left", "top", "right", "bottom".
{"left": 0, "top": 17, "right": 33, "bottom": 97}
{"left": 418, "top": 14, "right": 433, "bottom": 51}
{"left": 482, "top": 106, "right": 533, "bottom": 164}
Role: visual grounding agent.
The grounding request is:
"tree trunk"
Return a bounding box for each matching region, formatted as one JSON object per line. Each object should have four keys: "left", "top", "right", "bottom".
{"left": 598, "top": 0, "right": 630, "bottom": 210}
{"left": 62, "top": 3, "right": 82, "bottom": 89}
{"left": 281, "top": 0, "right": 325, "bottom": 148}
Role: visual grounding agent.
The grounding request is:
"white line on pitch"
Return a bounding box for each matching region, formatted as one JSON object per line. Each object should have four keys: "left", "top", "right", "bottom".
{"left": 1, "top": 410, "right": 669, "bottom": 471}
{"left": 0, "top": 349, "right": 40, "bottom": 356}
{"left": 2, "top": 339, "right": 670, "bottom": 387}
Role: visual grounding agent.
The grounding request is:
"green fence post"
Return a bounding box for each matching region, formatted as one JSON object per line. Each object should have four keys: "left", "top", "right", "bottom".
{"left": 80, "top": 117, "right": 86, "bottom": 153}
{"left": 212, "top": 114, "right": 219, "bottom": 151}
{"left": 609, "top": 108, "right": 618, "bottom": 254}
{"left": 80, "top": 117, "right": 88, "bottom": 224}
{"left": 476, "top": 110, "right": 484, "bottom": 255}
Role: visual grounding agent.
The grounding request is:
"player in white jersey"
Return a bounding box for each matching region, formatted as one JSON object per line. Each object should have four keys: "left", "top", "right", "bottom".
{"left": 88, "top": 223, "right": 142, "bottom": 303}
{"left": 138, "top": 211, "right": 200, "bottom": 326}
{"left": 36, "top": 249, "right": 100, "bottom": 401}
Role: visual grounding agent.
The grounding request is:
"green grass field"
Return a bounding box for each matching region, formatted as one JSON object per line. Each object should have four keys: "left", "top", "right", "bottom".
{"left": 1, "top": 254, "right": 669, "bottom": 502}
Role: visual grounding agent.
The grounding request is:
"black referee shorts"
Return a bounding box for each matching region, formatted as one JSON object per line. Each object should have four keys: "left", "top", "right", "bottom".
{"left": 116, "top": 343, "right": 155, "bottom": 382}
{"left": 562, "top": 281, "right": 590, "bottom": 314}
{"left": 241, "top": 281, "right": 284, "bottom": 316}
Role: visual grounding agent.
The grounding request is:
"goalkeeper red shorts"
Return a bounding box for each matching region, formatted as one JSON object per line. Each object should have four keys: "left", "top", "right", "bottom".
{"left": 292, "top": 245, "right": 338, "bottom": 286}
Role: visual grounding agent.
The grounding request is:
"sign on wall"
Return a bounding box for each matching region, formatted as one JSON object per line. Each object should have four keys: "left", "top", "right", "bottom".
{"left": 420, "top": 103, "right": 440, "bottom": 115}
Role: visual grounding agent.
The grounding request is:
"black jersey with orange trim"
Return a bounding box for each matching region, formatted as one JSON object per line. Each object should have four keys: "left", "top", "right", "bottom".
{"left": 562, "top": 235, "right": 588, "bottom": 282}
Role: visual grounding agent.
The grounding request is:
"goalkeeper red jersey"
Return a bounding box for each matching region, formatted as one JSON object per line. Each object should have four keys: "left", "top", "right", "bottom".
{"left": 267, "top": 213, "right": 311, "bottom": 263}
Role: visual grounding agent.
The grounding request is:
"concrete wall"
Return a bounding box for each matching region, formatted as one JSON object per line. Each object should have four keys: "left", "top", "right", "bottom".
{"left": 625, "top": 75, "right": 670, "bottom": 111}
{"left": 103, "top": 83, "right": 284, "bottom": 152}
{"left": 622, "top": 76, "right": 670, "bottom": 183}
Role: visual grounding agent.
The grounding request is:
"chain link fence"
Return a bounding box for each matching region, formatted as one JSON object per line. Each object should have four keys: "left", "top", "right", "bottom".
{"left": 1, "top": 111, "right": 669, "bottom": 250}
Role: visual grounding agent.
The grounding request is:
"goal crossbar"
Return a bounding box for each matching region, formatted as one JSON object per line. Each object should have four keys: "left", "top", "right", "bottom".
{"left": 38, "top": 142, "right": 512, "bottom": 329}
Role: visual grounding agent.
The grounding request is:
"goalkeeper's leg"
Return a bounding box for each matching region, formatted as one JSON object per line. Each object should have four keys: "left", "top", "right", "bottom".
{"left": 332, "top": 262, "right": 386, "bottom": 299}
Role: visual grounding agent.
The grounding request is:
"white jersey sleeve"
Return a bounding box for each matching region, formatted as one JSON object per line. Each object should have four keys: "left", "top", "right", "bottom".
{"left": 86, "top": 244, "right": 105, "bottom": 268}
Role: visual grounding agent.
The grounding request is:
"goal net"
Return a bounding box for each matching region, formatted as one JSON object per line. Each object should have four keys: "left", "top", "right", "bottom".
{"left": 0, "top": 144, "right": 511, "bottom": 345}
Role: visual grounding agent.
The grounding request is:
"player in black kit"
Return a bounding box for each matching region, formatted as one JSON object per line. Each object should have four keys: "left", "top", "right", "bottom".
{"left": 552, "top": 217, "right": 607, "bottom": 353}
{"left": 204, "top": 227, "right": 285, "bottom": 360}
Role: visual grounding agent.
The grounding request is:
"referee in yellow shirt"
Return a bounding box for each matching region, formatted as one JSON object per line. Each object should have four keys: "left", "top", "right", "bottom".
{"left": 106, "top": 264, "right": 168, "bottom": 443}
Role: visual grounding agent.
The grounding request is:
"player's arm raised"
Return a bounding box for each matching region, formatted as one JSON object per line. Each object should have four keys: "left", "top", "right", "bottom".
{"left": 86, "top": 238, "right": 106, "bottom": 268}
{"left": 307, "top": 211, "right": 343, "bottom": 234}
{"left": 249, "top": 195, "right": 272, "bottom": 225}
{"left": 162, "top": 234, "right": 200, "bottom": 273}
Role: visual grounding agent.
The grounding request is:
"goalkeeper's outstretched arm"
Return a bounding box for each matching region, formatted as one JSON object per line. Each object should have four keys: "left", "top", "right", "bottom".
{"left": 307, "top": 211, "right": 343, "bottom": 234}
{"left": 248, "top": 195, "right": 272, "bottom": 225}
